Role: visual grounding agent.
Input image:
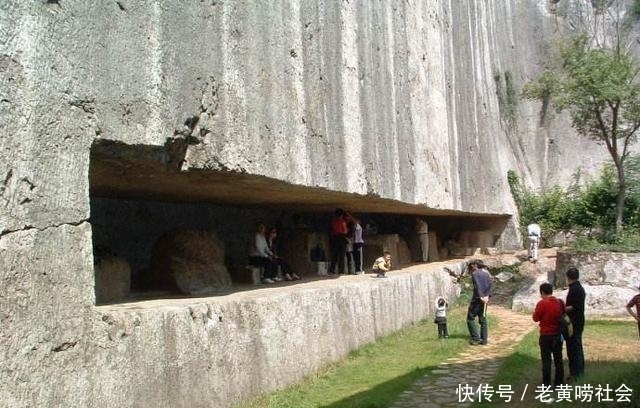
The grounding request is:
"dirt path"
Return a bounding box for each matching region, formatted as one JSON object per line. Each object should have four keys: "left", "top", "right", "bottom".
{"left": 390, "top": 305, "right": 536, "bottom": 408}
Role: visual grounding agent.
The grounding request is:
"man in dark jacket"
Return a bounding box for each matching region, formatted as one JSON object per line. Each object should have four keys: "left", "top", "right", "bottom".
{"left": 565, "top": 267, "right": 586, "bottom": 381}
{"left": 467, "top": 260, "right": 493, "bottom": 345}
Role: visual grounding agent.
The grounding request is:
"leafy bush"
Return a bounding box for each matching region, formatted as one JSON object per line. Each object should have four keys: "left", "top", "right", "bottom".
{"left": 508, "top": 157, "right": 640, "bottom": 252}
{"left": 573, "top": 231, "right": 640, "bottom": 253}
{"left": 508, "top": 171, "right": 577, "bottom": 247}
{"left": 489, "top": 263, "right": 521, "bottom": 276}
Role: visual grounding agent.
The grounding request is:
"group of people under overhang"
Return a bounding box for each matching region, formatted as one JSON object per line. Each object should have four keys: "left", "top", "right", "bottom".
{"left": 248, "top": 209, "right": 432, "bottom": 284}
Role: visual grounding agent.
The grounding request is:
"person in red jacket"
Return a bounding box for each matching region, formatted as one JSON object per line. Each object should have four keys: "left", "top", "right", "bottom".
{"left": 328, "top": 209, "right": 349, "bottom": 275}
{"left": 626, "top": 284, "right": 640, "bottom": 338}
{"left": 532, "top": 282, "right": 565, "bottom": 388}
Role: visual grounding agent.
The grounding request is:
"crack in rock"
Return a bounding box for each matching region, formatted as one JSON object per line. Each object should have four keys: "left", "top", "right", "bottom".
{"left": 52, "top": 341, "right": 77, "bottom": 352}
{"left": 0, "top": 220, "right": 89, "bottom": 240}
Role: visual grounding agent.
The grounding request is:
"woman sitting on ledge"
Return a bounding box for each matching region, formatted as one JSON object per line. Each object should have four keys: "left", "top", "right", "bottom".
{"left": 249, "top": 222, "right": 279, "bottom": 284}
{"left": 267, "top": 227, "right": 300, "bottom": 281}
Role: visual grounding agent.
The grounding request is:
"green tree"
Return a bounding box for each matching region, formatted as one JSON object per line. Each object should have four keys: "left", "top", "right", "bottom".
{"left": 620, "top": 155, "right": 640, "bottom": 227}
{"left": 508, "top": 170, "right": 576, "bottom": 247}
{"left": 571, "top": 165, "right": 618, "bottom": 235}
{"left": 523, "top": 2, "right": 640, "bottom": 234}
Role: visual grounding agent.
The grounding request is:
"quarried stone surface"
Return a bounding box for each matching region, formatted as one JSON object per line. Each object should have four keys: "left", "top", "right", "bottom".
{"left": 145, "top": 229, "right": 232, "bottom": 295}
{"left": 3, "top": 247, "right": 460, "bottom": 408}
{"left": 514, "top": 250, "right": 640, "bottom": 317}
{"left": 0, "top": 1, "right": 633, "bottom": 407}
{"left": 553, "top": 251, "right": 640, "bottom": 289}
{"left": 95, "top": 256, "right": 131, "bottom": 303}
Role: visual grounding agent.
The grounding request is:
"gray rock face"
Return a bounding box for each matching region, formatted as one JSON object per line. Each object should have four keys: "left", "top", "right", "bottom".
{"left": 95, "top": 256, "right": 131, "bottom": 303}
{"left": 0, "top": 1, "right": 631, "bottom": 408}
{"left": 0, "top": 1, "right": 614, "bottom": 236}
{"left": 554, "top": 251, "right": 640, "bottom": 289}
{"left": 513, "top": 251, "right": 640, "bottom": 316}
{"left": 145, "top": 229, "right": 232, "bottom": 295}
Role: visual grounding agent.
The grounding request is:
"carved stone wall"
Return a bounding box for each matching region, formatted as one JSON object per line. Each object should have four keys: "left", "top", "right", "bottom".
{"left": 554, "top": 251, "right": 640, "bottom": 290}
{"left": 0, "top": 1, "right": 627, "bottom": 407}
{"left": 513, "top": 251, "right": 640, "bottom": 316}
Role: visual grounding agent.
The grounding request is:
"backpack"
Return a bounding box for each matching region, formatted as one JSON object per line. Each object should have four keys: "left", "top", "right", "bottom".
{"left": 310, "top": 244, "right": 326, "bottom": 262}
{"left": 558, "top": 299, "right": 574, "bottom": 339}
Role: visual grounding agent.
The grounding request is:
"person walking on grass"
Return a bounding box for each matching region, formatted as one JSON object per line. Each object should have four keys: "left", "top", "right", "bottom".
{"left": 532, "top": 282, "right": 564, "bottom": 388}
{"left": 625, "top": 284, "right": 640, "bottom": 339}
{"left": 467, "top": 260, "right": 493, "bottom": 345}
{"left": 565, "top": 267, "right": 585, "bottom": 381}
{"left": 434, "top": 296, "right": 449, "bottom": 339}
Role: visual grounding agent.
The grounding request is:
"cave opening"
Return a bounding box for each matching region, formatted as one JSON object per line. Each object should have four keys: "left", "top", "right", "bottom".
{"left": 89, "top": 140, "right": 511, "bottom": 304}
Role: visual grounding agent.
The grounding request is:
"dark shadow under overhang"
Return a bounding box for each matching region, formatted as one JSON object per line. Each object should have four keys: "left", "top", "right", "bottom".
{"left": 89, "top": 139, "right": 511, "bottom": 219}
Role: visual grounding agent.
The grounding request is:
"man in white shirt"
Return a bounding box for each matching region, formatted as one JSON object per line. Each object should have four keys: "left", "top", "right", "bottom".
{"left": 527, "top": 223, "right": 541, "bottom": 262}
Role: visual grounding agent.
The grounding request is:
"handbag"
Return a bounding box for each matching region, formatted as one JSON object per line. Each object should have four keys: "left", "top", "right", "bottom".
{"left": 558, "top": 299, "right": 574, "bottom": 339}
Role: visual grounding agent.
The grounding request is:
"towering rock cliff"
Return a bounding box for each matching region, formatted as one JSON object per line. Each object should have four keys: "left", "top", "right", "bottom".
{"left": 0, "top": 1, "right": 618, "bottom": 407}
{"left": 0, "top": 1, "right": 610, "bottom": 233}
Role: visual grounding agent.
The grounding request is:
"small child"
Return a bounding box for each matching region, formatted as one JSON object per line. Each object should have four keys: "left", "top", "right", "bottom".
{"left": 372, "top": 251, "right": 392, "bottom": 278}
{"left": 434, "top": 296, "right": 449, "bottom": 338}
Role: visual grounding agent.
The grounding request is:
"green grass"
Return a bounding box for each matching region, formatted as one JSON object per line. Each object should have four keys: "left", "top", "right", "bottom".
{"left": 236, "top": 310, "right": 639, "bottom": 408}
{"left": 236, "top": 306, "right": 472, "bottom": 408}
{"left": 474, "top": 320, "right": 640, "bottom": 407}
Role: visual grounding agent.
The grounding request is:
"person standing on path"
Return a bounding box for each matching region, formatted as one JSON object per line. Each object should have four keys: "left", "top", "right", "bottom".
{"left": 532, "top": 282, "right": 565, "bottom": 388}
{"left": 625, "top": 284, "right": 640, "bottom": 338}
{"left": 415, "top": 218, "right": 429, "bottom": 262}
{"left": 467, "top": 260, "right": 493, "bottom": 345}
{"left": 527, "top": 222, "right": 541, "bottom": 262}
{"left": 565, "top": 267, "right": 586, "bottom": 381}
